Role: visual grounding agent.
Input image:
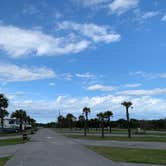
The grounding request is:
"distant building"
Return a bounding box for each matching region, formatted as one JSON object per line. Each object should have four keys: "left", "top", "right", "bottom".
{"left": 0, "top": 118, "right": 31, "bottom": 131}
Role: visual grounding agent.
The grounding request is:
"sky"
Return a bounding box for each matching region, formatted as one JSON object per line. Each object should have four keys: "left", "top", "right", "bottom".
{"left": 0, "top": 0, "right": 166, "bottom": 123}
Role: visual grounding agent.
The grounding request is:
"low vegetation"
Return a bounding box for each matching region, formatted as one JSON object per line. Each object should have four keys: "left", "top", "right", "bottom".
{"left": 0, "top": 156, "right": 11, "bottom": 166}
{"left": 67, "top": 134, "right": 166, "bottom": 142}
{"left": 88, "top": 146, "right": 166, "bottom": 165}
{"left": 0, "top": 138, "right": 28, "bottom": 146}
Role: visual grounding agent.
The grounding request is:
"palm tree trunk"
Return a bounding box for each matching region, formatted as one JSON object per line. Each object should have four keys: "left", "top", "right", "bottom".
{"left": 101, "top": 119, "right": 104, "bottom": 138}
{"left": 1, "top": 117, "right": 4, "bottom": 130}
{"left": 126, "top": 107, "right": 131, "bottom": 138}
{"left": 84, "top": 120, "right": 87, "bottom": 136}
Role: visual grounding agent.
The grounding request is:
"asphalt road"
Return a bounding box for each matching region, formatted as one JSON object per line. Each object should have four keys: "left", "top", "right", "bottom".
{"left": 5, "top": 128, "right": 115, "bottom": 166}
{"left": 5, "top": 128, "right": 162, "bottom": 166}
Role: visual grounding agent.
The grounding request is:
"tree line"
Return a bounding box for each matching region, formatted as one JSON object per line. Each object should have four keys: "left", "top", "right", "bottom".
{"left": 0, "top": 94, "right": 36, "bottom": 132}
{"left": 55, "top": 101, "right": 166, "bottom": 138}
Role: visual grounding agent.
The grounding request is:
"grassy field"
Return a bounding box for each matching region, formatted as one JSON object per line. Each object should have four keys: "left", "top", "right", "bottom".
{"left": 88, "top": 146, "right": 166, "bottom": 165}
{"left": 0, "top": 156, "right": 11, "bottom": 166}
{"left": 55, "top": 128, "right": 166, "bottom": 136}
{"left": 67, "top": 134, "right": 166, "bottom": 142}
{"left": 0, "top": 138, "right": 27, "bottom": 146}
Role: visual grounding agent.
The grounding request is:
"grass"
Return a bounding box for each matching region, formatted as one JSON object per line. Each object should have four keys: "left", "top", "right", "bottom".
{"left": 88, "top": 146, "right": 166, "bottom": 165}
{"left": 0, "top": 138, "right": 27, "bottom": 146}
{"left": 67, "top": 134, "right": 166, "bottom": 142}
{"left": 55, "top": 128, "right": 166, "bottom": 136}
{"left": 0, "top": 156, "right": 11, "bottom": 166}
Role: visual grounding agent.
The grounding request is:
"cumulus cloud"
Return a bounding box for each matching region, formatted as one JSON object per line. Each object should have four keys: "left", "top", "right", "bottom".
{"left": 125, "top": 83, "right": 142, "bottom": 88}
{"left": 108, "top": 0, "right": 139, "bottom": 15}
{"left": 117, "top": 88, "right": 166, "bottom": 96}
{"left": 75, "top": 72, "right": 96, "bottom": 79}
{"left": 73, "top": 0, "right": 139, "bottom": 15}
{"left": 57, "top": 21, "right": 121, "bottom": 43}
{"left": 87, "top": 84, "right": 116, "bottom": 91}
{"left": 8, "top": 94, "right": 166, "bottom": 122}
{"left": 0, "top": 63, "right": 56, "bottom": 82}
{"left": 0, "top": 24, "right": 90, "bottom": 58}
{"left": 0, "top": 23, "right": 120, "bottom": 58}
{"left": 130, "top": 71, "right": 166, "bottom": 79}
{"left": 161, "top": 15, "right": 166, "bottom": 22}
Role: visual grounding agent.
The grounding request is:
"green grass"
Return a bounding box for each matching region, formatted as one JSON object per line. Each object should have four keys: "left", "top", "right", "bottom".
{"left": 55, "top": 128, "right": 166, "bottom": 136}
{"left": 0, "top": 138, "right": 27, "bottom": 146}
{"left": 88, "top": 146, "right": 166, "bottom": 165}
{"left": 67, "top": 134, "right": 166, "bottom": 142}
{"left": 0, "top": 156, "right": 11, "bottom": 166}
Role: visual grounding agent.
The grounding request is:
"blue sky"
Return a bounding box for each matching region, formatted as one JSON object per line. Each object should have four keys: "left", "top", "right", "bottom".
{"left": 0, "top": 0, "right": 166, "bottom": 123}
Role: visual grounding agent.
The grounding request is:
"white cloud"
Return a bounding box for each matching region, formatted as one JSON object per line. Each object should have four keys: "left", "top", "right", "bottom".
{"left": 0, "top": 23, "right": 120, "bottom": 58}
{"left": 9, "top": 94, "right": 166, "bottom": 122}
{"left": 74, "top": 0, "right": 110, "bottom": 7}
{"left": 87, "top": 84, "right": 116, "bottom": 91}
{"left": 141, "top": 11, "right": 159, "bottom": 20}
{"left": 108, "top": 0, "right": 139, "bottom": 15}
{"left": 57, "top": 21, "right": 121, "bottom": 43}
{"left": 0, "top": 63, "right": 56, "bottom": 82}
{"left": 0, "top": 24, "right": 90, "bottom": 58}
{"left": 130, "top": 71, "right": 166, "bottom": 79}
{"left": 49, "top": 82, "right": 55, "bottom": 86}
{"left": 117, "top": 88, "right": 166, "bottom": 96}
{"left": 161, "top": 15, "right": 166, "bottom": 22}
{"left": 125, "top": 83, "right": 142, "bottom": 88}
{"left": 75, "top": 72, "right": 96, "bottom": 79}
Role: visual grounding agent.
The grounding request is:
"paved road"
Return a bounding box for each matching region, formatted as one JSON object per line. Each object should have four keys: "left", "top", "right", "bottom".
{"left": 0, "top": 144, "right": 22, "bottom": 157}
{"left": 5, "top": 128, "right": 161, "bottom": 166}
{"left": 73, "top": 139, "right": 166, "bottom": 150}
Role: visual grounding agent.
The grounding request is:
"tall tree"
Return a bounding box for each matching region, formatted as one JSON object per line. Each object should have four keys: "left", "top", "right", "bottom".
{"left": 104, "top": 111, "right": 113, "bottom": 133}
{"left": 83, "top": 107, "right": 90, "bottom": 136}
{"left": 78, "top": 115, "right": 85, "bottom": 129}
{"left": 0, "top": 94, "right": 9, "bottom": 130}
{"left": 121, "top": 101, "right": 133, "bottom": 138}
{"left": 66, "top": 113, "right": 75, "bottom": 130}
{"left": 11, "top": 109, "right": 27, "bottom": 132}
{"left": 57, "top": 115, "right": 65, "bottom": 129}
{"left": 97, "top": 112, "right": 105, "bottom": 138}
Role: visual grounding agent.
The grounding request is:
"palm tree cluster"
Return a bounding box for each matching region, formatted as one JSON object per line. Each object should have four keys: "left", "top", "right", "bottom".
{"left": 0, "top": 93, "right": 36, "bottom": 132}
{"left": 57, "top": 101, "right": 133, "bottom": 138}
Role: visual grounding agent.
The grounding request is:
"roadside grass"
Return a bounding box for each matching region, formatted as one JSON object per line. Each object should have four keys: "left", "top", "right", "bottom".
{"left": 88, "top": 146, "right": 166, "bottom": 165}
{"left": 0, "top": 133, "right": 21, "bottom": 137}
{"left": 0, "top": 138, "right": 28, "bottom": 146}
{"left": 0, "top": 156, "right": 11, "bottom": 166}
{"left": 0, "top": 129, "right": 35, "bottom": 137}
{"left": 55, "top": 128, "right": 166, "bottom": 136}
{"left": 67, "top": 134, "right": 166, "bottom": 142}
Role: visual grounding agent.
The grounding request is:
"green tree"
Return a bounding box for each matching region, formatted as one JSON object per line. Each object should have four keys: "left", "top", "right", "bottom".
{"left": 83, "top": 107, "right": 90, "bottom": 136}
{"left": 11, "top": 109, "right": 27, "bottom": 132}
{"left": 0, "top": 94, "right": 9, "bottom": 130}
{"left": 66, "top": 113, "right": 75, "bottom": 130}
{"left": 97, "top": 112, "right": 105, "bottom": 138}
{"left": 121, "top": 101, "right": 133, "bottom": 138}
{"left": 104, "top": 111, "right": 113, "bottom": 133}
{"left": 57, "top": 115, "right": 65, "bottom": 129}
{"left": 78, "top": 115, "right": 85, "bottom": 129}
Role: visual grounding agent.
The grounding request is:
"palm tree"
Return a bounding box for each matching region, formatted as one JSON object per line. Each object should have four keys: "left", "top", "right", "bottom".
{"left": 121, "top": 101, "right": 133, "bottom": 138}
{"left": 104, "top": 111, "right": 113, "bottom": 133}
{"left": 57, "top": 115, "right": 65, "bottom": 129}
{"left": 78, "top": 115, "right": 85, "bottom": 129}
{"left": 11, "top": 109, "right": 27, "bottom": 132}
{"left": 97, "top": 112, "right": 105, "bottom": 138}
{"left": 66, "top": 113, "right": 75, "bottom": 130}
{"left": 0, "top": 94, "right": 9, "bottom": 130}
{"left": 83, "top": 107, "right": 90, "bottom": 136}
